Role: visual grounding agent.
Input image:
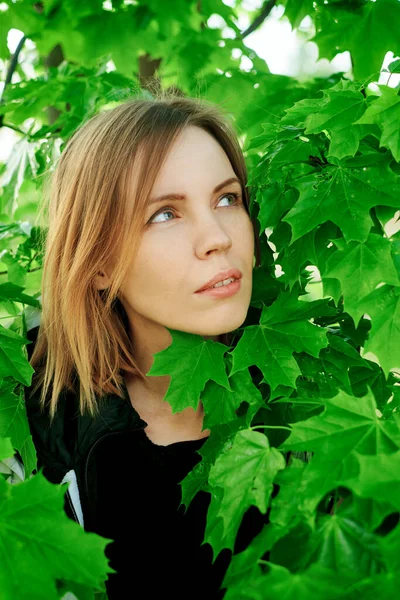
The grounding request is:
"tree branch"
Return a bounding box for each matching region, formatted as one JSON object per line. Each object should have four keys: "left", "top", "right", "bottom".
{"left": 3, "top": 34, "right": 26, "bottom": 91}
{"left": 239, "top": 0, "right": 276, "bottom": 40}
{"left": 0, "top": 34, "right": 27, "bottom": 127}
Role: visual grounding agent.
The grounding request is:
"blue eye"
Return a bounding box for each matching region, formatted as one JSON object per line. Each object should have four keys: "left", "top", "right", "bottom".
{"left": 150, "top": 208, "right": 175, "bottom": 224}
{"left": 147, "top": 192, "right": 242, "bottom": 225}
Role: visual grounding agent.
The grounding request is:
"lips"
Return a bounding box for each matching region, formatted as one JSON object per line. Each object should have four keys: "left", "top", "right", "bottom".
{"left": 195, "top": 268, "right": 242, "bottom": 293}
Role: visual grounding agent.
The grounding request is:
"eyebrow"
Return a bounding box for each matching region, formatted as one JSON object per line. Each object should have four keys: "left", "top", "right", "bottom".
{"left": 148, "top": 177, "right": 242, "bottom": 206}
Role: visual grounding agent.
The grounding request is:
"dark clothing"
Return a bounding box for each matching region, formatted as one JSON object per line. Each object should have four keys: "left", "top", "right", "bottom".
{"left": 24, "top": 326, "right": 266, "bottom": 599}
{"left": 92, "top": 430, "right": 231, "bottom": 599}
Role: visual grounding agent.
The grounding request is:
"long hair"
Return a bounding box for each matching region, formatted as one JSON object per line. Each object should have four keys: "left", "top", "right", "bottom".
{"left": 29, "top": 91, "right": 262, "bottom": 422}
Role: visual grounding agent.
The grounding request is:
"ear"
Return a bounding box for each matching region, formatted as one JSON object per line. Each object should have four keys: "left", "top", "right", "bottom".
{"left": 94, "top": 270, "right": 111, "bottom": 290}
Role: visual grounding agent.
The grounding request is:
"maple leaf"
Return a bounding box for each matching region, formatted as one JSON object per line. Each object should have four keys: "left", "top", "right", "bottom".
{"left": 323, "top": 233, "right": 400, "bottom": 323}
{"left": 180, "top": 419, "right": 245, "bottom": 510}
{"left": 0, "top": 437, "right": 13, "bottom": 462}
{"left": 1, "top": 381, "right": 37, "bottom": 476}
{"left": 269, "top": 458, "right": 311, "bottom": 531}
{"left": 147, "top": 329, "right": 231, "bottom": 413}
{"left": 283, "top": 154, "right": 400, "bottom": 244}
{"left": 0, "top": 282, "right": 40, "bottom": 309}
{"left": 340, "top": 450, "right": 400, "bottom": 511}
{"left": 312, "top": 0, "right": 400, "bottom": 80}
{"left": 356, "top": 85, "right": 400, "bottom": 161}
{"left": 321, "top": 331, "right": 373, "bottom": 377}
{"left": 230, "top": 292, "right": 335, "bottom": 392}
{"left": 381, "top": 521, "right": 400, "bottom": 573}
{"left": 256, "top": 183, "right": 297, "bottom": 231}
{"left": 202, "top": 366, "right": 264, "bottom": 429}
{"left": 278, "top": 229, "right": 319, "bottom": 292}
{"left": 304, "top": 82, "right": 367, "bottom": 160}
{"left": 359, "top": 284, "right": 400, "bottom": 374}
{"left": 0, "top": 325, "right": 34, "bottom": 386}
{"left": 280, "top": 97, "right": 326, "bottom": 128}
{"left": 281, "top": 388, "right": 400, "bottom": 459}
{"left": 206, "top": 429, "right": 285, "bottom": 553}
{"left": 224, "top": 562, "right": 345, "bottom": 600}
{"left": 337, "top": 493, "right": 395, "bottom": 534}
{"left": 306, "top": 513, "right": 384, "bottom": 576}
{"left": 222, "top": 524, "right": 272, "bottom": 591}
{"left": 283, "top": 0, "right": 315, "bottom": 29}
{"left": 0, "top": 138, "right": 39, "bottom": 215}
{"left": 0, "top": 473, "right": 113, "bottom": 599}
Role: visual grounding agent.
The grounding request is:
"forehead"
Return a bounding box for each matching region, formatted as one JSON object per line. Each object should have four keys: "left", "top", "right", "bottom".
{"left": 151, "top": 126, "right": 235, "bottom": 192}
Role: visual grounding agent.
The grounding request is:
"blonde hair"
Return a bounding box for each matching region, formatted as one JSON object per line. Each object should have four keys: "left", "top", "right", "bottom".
{"left": 29, "top": 91, "right": 262, "bottom": 422}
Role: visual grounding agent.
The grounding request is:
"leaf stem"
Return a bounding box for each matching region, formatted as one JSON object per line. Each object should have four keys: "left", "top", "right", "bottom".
{"left": 240, "top": 0, "right": 277, "bottom": 40}
{"left": 1, "top": 123, "right": 27, "bottom": 136}
{"left": 251, "top": 425, "right": 292, "bottom": 431}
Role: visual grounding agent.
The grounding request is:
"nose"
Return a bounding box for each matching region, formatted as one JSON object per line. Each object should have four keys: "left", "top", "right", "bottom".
{"left": 193, "top": 212, "right": 233, "bottom": 259}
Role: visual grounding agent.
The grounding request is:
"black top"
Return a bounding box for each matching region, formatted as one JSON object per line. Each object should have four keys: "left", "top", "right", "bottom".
{"left": 88, "top": 428, "right": 265, "bottom": 600}
{"left": 24, "top": 325, "right": 267, "bottom": 598}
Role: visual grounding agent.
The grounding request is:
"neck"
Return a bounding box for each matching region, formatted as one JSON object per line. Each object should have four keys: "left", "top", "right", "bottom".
{"left": 119, "top": 308, "right": 229, "bottom": 423}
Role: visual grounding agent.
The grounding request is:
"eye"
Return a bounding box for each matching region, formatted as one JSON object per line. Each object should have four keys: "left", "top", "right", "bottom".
{"left": 147, "top": 192, "right": 242, "bottom": 225}
{"left": 218, "top": 192, "right": 242, "bottom": 208}
{"left": 148, "top": 208, "right": 176, "bottom": 225}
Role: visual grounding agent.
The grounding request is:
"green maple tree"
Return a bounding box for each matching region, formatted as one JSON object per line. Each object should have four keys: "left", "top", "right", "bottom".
{"left": 1, "top": 0, "right": 400, "bottom": 598}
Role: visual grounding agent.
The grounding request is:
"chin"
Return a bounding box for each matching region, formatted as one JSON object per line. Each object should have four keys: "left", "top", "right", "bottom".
{"left": 197, "top": 308, "right": 249, "bottom": 338}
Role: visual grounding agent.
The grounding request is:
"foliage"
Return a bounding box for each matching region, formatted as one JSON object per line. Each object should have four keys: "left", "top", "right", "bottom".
{"left": 1, "top": 0, "right": 400, "bottom": 598}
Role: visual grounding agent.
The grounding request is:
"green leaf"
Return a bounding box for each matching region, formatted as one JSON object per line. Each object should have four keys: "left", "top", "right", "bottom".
{"left": 256, "top": 184, "right": 297, "bottom": 231}
{"left": 281, "top": 97, "right": 325, "bottom": 129}
{"left": 230, "top": 292, "right": 334, "bottom": 392}
{"left": 224, "top": 562, "right": 345, "bottom": 600}
{"left": 322, "top": 332, "right": 373, "bottom": 374}
{"left": 206, "top": 429, "right": 285, "bottom": 553}
{"left": 0, "top": 5, "right": 12, "bottom": 59}
{"left": 0, "top": 282, "right": 41, "bottom": 309}
{"left": 337, "top": 493, "right": 396, "bottom": 533}
{"left": 222, "top": 524, "right": 272, "bottom": 591}
{"left": 283, "top": 155, "right": 400, "bottom": 244}
{"left": 323, "top": 233, "right": 400, "bottom": 323}
{"left": 0, "top": 472, "right": 113, "bottom": 599}
{"left": 306, "top": 513, "right": 384, "bottom": 576}
{"left": 0, "top": 139, "right": 39, "bottom": 219}
{"left": 341, "top": 573, "right": 398, "bottom": 600}
{"left": 202, "top": 367, "right": 264, "bottom": 429}
{"left": 341, "top": 450, "right": 400, "bottom": 511}
{"left": 380, "top": 521, "right": 400, "bottom": 572}
{"left": 277, "top": 229, "right": 318, "bottom": 292}
{"left": 0, "top": 437, "right": 14, "bottom": 462}
{"left": 0, "top": 381, "right": 37, "bottom": 476}
{"left": 388, "top": 58, "right": 400, "bottom": 73}
{"left": 281, "top": 388, "right": 400, "bottom": 459}
{"left": 269, "top": 457, "right": 311, "bottom": 530}
{"left": 147, "top": 329, "right": 231, "bottom": 413}
{"left": 304, "top": 84, "right": 366, "bottom": 160}
{"left": 201, "top": 379, "right": 241, "bottom": 429}
{"left": 283, "top": 0, "right": 315, "bottom": 29}
{"left": 0, "top": 325, "right": 35, "bottom": 386}
{"left": 359, "top": 284, "right": 400, "bottom": 373}
{"left": 180, "top": 419, "right": 244, "bottom": 510}
{"left": 312, "top": 0, "right": 400, "bottom": 80}
{"left": 356, "top": 85, "right": 400, "bottom": 161}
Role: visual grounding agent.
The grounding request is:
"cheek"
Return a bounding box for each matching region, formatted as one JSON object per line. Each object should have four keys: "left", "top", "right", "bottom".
{"left": 124, "top": 237, "right": 184, "bottom": 294}
{"left": 238, "top": 215, "right": 255, "bottom": 255}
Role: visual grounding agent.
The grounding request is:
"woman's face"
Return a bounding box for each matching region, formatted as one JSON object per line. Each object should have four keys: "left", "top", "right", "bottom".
{"left": 119, "top": 125, "right": 255, "bottom": 344}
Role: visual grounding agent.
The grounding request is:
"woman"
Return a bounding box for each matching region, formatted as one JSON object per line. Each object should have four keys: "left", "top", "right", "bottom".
{"left": 26, "top": 92, "right": 263, "bottom": 599}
